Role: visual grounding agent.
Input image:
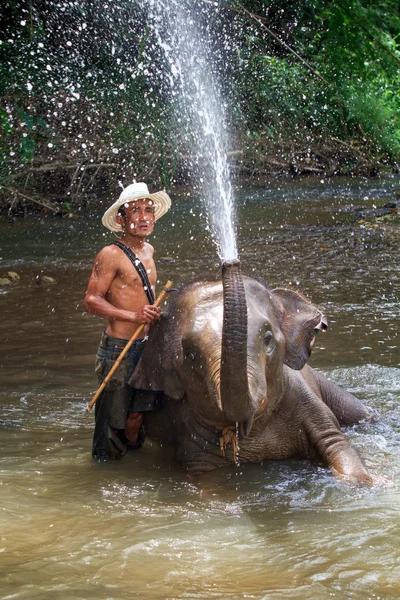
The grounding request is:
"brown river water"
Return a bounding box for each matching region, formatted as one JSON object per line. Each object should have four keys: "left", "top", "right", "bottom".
{"left": 0, "top": 176, "right": 399, "bottom": 599}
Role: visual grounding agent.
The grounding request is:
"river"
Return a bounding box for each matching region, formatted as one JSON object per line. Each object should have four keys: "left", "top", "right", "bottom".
{"left": 0, "top": 176, "right": 399, "bottom": 599}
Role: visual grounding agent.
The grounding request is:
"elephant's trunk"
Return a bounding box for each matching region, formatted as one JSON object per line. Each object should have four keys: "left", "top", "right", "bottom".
{"left": 220, "top": 260, "right": 254, "bottom": 435}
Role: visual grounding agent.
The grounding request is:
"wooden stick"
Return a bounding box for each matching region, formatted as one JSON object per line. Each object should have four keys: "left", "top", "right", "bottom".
{"left": 86, "top": 280, "right": 173, "bottom": 412}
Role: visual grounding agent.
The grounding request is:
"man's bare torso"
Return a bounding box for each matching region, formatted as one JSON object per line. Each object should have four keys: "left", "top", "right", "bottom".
{"left": 86, "top": 240, "right": 157, "bottom": 340}
{"left": 105, "top": 243, "right": 156, "bottom": 338}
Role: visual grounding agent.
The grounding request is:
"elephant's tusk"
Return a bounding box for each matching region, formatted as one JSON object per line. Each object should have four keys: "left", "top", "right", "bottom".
{"left": 239, "top": 416, "right": 254, "bottom": 438}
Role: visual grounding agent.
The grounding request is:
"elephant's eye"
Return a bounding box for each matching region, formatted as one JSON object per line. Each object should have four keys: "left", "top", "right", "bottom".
{"left": 189, "top": 352, "right": 195, "bottom": 361}
{"left": 264, "top": 331, "right": 273, "bottom": 347}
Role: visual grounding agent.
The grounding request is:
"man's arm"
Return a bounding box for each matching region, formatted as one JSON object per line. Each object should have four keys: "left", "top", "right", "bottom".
{"left": 84, "top": 247, "right": 160, "bottom": 324}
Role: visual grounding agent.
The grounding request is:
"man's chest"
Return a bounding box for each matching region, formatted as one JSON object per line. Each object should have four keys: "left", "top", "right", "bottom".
{"left": 117, "top": 253, "right": 157, "bottom": 287}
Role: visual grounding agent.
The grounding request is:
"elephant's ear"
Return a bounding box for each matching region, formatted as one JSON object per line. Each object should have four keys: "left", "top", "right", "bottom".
{"left": 271, "top": 287, "right": 328, "bottom": 370}
{"left": 129, "top": 312, "right": 185, "bottom": 400}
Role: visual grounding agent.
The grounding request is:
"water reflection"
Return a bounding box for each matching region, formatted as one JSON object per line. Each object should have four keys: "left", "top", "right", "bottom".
{"left": 0, "top": 176, "right": 399, "bottom": 599}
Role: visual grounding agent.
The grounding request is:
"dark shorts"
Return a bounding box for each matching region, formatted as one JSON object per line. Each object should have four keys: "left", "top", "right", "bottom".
{"left": 92, "top": 332, "right": 155, "bottom": 459}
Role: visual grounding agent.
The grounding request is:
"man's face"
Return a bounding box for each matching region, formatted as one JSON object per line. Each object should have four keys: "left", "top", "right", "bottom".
{"left": 118, "top": 198, "right": 156, "bottom": 237}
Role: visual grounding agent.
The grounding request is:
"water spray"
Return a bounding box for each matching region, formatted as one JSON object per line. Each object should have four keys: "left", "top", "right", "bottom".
{"left": 144, "top": 0, "right": 238, "bottom": 261}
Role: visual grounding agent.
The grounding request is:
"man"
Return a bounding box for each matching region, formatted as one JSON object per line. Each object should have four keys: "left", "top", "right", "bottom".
{"left": 84, "top": 182, "right": 171, "bottom": 460}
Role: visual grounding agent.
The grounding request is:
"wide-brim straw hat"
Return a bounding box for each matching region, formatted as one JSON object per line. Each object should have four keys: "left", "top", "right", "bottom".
{"left": 102, "top": 182, "right": 171, "bottom": 232}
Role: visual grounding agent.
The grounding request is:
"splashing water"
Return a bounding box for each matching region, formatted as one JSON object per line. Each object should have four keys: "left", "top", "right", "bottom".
{"left": 145, "top": 0, "right": 237, "bottom": 260}
{"left": 235, "top": 421, "right": 241, "bottom": 467}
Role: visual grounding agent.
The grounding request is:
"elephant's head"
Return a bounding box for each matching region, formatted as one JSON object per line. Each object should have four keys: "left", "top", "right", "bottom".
{"left": 130, "top": 267, "right": 327, "bottom": 438}
{"left": 218, "top": 262, "right": 328, "bottom": 435}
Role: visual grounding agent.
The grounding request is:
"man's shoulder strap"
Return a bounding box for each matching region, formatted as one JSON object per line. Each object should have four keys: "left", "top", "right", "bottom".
{"left": 111, "top": 241, "right": 155, "bottom": 304}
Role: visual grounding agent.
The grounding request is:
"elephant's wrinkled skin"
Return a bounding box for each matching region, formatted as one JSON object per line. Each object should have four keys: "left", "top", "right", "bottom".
{"left": 130, "top": 267, "right": 373, "bottom": 484}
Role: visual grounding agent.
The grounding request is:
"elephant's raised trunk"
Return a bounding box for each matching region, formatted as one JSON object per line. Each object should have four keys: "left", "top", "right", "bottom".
{"left": 220, "top": 260, "right": 254, "bottom": 436}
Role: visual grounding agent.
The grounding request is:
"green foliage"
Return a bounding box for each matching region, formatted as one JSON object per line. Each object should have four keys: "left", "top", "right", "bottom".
{"left": 0, "top": 99, "right": 55, "bottom": 188}
{"left": 304, "top": 0, "right": 400, "bottom": 81}
{"left": 1, "top": 0, "right": 400, "bottom": 186}
{"left": 341, "top": 77, "right": 400, "bottom": 155}
{"left": 20, "top": 135, "right": 35, "bottom": 161}
{"left": 232, "top": 52, "right": 341, "bottom": 140}
{"left": 226, "top": 0, "right": 400, "bottom": 159}
{"left": 0, "top": 108, "right": 12, "bottom": 179}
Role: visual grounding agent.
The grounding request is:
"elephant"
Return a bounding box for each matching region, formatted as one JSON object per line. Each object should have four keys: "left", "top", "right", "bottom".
{"left": 130, "top": 260, "right": 373, "bottom": 484}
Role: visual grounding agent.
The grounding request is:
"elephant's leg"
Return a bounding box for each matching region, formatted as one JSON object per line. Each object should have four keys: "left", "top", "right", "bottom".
{"left": 314, "top": 428, "right": 372, "bottom": 484}
{"left": 173, "top": 408, "right": 231, "bottom": 472}
{"left": 175, "top": 442, "right": 226, "bottom": 472}
{"left": 314, "top": 371, "right": 374, "bottom": 426}
{"left": 298, "top": 381, "right": 373, "bottom": 484}
{"left": 174, "top": 428, "right": 229, "bottom": 471}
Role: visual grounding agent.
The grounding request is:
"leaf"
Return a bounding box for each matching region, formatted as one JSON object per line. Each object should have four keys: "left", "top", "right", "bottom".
{"left": 16, "top": 107, "right": 34, "bottom": 130}
{"left": 20, "top": 136, "right": 35, "bottom": 162}
{"left": 0, "top": 110, "right": 11, "bottom": 136}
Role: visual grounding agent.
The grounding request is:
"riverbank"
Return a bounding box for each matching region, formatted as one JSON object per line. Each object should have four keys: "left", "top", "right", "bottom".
{"left": 1, "top": 134, "right": 398, "bottom": 219}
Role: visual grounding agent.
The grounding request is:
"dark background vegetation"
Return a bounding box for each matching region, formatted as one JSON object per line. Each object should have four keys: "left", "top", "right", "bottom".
{"left": 1, "top": 0, "right": 400, "bottom": 210}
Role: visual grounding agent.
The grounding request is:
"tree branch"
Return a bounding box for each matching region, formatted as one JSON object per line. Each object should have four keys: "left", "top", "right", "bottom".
{"left": 0, "top": 186, "right": 62, "bottom": 213}
{"left": 230, "top": 1, "right": 331, "bottom": 86}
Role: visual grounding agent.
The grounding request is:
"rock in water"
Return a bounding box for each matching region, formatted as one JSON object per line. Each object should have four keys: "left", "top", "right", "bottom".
{"left": 7, "top": 271, "right": 20, "bottom": 281}
{"left": 35, "top": 275, "right": 56, "bottom": 285}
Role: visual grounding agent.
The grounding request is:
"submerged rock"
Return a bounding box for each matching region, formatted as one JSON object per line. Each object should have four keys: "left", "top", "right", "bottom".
{"left": 35, "top": 275, "right": 56, "bottom": 285}
{"left": 357, "top": 199, "right": 400, "bottom": 221}
{"left": 7, "top": 271, "right": 20, "bottom": 281}
{"left": 0, "top": 278, "right": 12, "bottom": 286}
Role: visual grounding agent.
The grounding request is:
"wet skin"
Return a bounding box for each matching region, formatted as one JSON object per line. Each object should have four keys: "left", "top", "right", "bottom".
{"left": 84, "top": 198, "right": 161, "bottom": 443}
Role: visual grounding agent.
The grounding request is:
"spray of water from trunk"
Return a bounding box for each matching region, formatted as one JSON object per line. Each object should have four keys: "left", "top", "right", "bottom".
{"left": 144, "top": 0, "right": 237, "bottom": 261}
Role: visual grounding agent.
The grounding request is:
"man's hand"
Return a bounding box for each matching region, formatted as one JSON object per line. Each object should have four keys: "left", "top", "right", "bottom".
{"left": 134, "top": 305, "right": 161, "bottom": 324}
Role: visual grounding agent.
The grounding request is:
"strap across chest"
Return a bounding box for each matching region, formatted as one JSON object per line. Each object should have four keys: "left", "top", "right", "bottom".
{"left": 112, "top": 241, "right": 155, "bottom": 305}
